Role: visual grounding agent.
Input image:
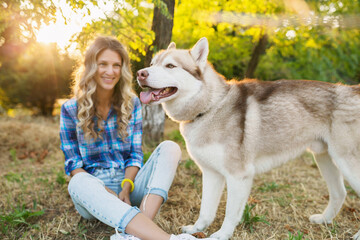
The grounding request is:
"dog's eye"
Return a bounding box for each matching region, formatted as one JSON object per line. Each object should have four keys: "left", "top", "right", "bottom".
{"left": 166, "top": 63, "right": 176, "bottom": 69}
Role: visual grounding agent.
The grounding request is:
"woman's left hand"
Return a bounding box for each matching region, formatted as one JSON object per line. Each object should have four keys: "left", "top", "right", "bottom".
{"left": 120, "top": 166, "right": 139, "bottom": 205}
{"left": 118, "top": 190, "right": 131, "bottom": 205}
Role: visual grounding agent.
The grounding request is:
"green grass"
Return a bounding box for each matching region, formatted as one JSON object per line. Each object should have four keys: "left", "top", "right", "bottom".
{"left": 0, "top": 202, "right": 44, "bottom": 235}
{"left": 258, "top": 181, "right": 290, "bottom": 192}
{"left": 9, "top": 148, "right": 17, "bottom": 162}
{"left": 287, "top": 231, "right": 308, "bottom": 240}
{"left": 346, "top": 185, "right": 358, "bottom": 199}
{"left": 167, "top": 130, "right": 185, "bottom": 147}
{"left": 184, "top": 159, "right": 196, "bottom": 170}
{"left": 258, "top": 182, "right": 279, "bottom": 192}
{"left": 143, "top": 151, "right": 152, "bottom": 162}
{"left": 4, "top": 172, "right": 24, "bottom": 183}
{"left": 240, "top": 204, "right": 269, "bottom": 232}
{"left": 328, "top": 221, "right": 339, "bottom": 236}
{"left": 56, "top": 170, "right": 67, "bottom": 185}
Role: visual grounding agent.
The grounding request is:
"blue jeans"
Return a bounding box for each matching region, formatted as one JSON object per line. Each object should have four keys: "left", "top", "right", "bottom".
{"left": 67, "top": 141, "right": 181, "bottom": 232}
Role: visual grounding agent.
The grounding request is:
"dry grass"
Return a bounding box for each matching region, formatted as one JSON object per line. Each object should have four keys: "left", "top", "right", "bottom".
{"left": 0, "top": 116, "right": 359, "bottom": 240}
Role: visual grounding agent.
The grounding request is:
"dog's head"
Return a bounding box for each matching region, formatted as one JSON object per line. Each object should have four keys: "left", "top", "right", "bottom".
{"left": 137, "top": 37, "right": 209, "bottom": 106}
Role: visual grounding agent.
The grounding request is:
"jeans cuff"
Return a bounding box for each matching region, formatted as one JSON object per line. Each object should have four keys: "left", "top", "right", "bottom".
{"left": 117, "top": 206, "right": 141, "bottom": 232}
{"left": 147, "top": 187, "right": 168, "bottom": 203}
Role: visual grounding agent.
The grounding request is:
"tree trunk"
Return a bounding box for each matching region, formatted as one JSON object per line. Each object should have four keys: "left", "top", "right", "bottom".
{"left": 144, "top": 0, "right": 175, "bottom": 67}
{"left": 142, "top": 0, "right": 175, "bottom": 145}
{"left": 245, "top": 33, "right": 269, "bottom": 79}
{"left": 142, "top": 104, "right": 165, "bottom": 146}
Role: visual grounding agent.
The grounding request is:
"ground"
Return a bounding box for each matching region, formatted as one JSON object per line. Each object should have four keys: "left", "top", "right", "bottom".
{"left": 0, "top": 116, "right": 359, "bottom": 240}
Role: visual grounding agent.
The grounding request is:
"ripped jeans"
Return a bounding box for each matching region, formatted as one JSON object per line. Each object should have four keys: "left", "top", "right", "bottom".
{"left": 67, "top": 140, "right": 181, "bottom": 232}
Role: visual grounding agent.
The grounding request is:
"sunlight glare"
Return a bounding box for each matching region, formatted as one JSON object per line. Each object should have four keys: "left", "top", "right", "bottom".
{"left": 36, "top": 21, "right": 81, "bottom": 49}
{"left": 36, "top": 0, "right": 116, "bottom": 50}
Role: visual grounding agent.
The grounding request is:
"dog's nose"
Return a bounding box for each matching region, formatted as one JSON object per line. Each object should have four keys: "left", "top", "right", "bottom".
{"left": 137, "top": 69, "right": 149, "bottom": 81}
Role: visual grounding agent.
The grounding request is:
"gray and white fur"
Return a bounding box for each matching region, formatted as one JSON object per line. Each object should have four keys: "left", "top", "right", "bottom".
{"left": 137, "top": 37, "right": 360, "bottom": 240}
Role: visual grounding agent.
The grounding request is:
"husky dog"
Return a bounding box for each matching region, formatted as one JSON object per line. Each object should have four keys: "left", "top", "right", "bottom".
{"left": 137, "top": 37, "right": 360, "bottom": 240}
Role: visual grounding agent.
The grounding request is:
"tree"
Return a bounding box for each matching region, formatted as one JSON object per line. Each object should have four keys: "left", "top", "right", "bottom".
{"left": 144, "top": 0, "right": 175, "bottom": 66}
{"left": 0, "top": 0, "right": 62, "bottom": 114}
{"left": 0, "top": 43, "right": 74, "bottom": 115}
{"left": 0, "top": 0, "right": 56, "bottom": 65}
{"left": 256, "top": 0, "right": 360, "bottom": 83}
{"left": 142, "top": 0, "right": 175, "bottom": 145}
{"left": 245, "top": 32, "right": 268, "bottom": 78}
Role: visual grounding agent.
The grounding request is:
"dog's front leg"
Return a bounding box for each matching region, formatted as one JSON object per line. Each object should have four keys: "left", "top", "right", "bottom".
{"left": 210, "top": 173, "right": 254, "bottom": 240}
{"left": 182, "top": 168, "right": 225, "bottom": 234}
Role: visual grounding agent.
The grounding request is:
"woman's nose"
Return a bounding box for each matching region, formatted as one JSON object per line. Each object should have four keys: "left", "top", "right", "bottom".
{"left": 105, "top": 65, "right": 115, "bottom": 74}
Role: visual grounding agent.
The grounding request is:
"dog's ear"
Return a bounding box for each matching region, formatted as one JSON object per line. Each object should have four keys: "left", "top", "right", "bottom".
{"left": 167, "top": 42, "right": 176, "bottom": 50}
{"left": 190, "top": 37, "right": 209, "bottom": 72}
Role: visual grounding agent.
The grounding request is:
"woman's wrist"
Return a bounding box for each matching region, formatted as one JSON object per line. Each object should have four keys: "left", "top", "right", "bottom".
{"left": 121, "top": 178, "right": 135, "bottom": 192}
{"left": 70, "top": 168, "right": 86, "bottom": 177}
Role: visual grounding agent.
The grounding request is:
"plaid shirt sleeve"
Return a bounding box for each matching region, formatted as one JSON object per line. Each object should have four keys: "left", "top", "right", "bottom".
{"left": 124, "top": 97, "right": 144, "bottom": 168}
{"left": 60, "top": 100, "right": 84, "bottom": 175}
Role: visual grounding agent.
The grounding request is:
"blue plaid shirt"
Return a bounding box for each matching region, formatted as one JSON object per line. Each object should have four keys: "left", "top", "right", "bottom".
{"left": 60, "top": 97, "right": 144, "bottom": 176}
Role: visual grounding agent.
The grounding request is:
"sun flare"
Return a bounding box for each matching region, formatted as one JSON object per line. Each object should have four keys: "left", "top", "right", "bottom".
{"left": 35, "top": 0, "right": 115, "bottom": 50}
{"left": 36, "top": 22, "right": 81, "bottom": 49}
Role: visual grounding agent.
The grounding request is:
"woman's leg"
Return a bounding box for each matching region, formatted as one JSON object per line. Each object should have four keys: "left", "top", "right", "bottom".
{"left": 130, "top": 140, "right": 182, "bottom": 219}
{"left": 68, "top": 172, "right": 140, "bottom": 233}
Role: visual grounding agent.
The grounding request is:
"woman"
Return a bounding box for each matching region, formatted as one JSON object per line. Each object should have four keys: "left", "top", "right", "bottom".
{"left": 60, "top": 36, "right": 215, "bottom": 240}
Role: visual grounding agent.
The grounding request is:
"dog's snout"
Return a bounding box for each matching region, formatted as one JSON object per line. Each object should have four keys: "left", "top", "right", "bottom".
{"left": 137, "top": 69, "right": 149, "bottom": 81}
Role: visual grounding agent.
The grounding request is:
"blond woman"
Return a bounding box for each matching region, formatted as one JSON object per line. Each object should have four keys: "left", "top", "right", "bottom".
{"left": 60, "top": 36, "right": 215, "bottom": 240}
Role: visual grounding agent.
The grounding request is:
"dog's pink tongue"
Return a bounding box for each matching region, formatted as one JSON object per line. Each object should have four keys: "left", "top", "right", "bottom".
{"left": 140, "top": 91, "right": 152, "bottom": 104}
{"left": 140, "top": 89, "right": 162, "bottom": 104}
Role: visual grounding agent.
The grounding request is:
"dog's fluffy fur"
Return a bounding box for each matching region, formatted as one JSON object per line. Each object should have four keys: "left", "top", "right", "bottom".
{"left": 137, "top": 37, "right": 360, "bottom": 240}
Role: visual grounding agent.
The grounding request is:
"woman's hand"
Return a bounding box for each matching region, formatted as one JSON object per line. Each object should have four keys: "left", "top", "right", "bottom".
{"left": 119, "top": 166, "right": 139, "bottom": 205}
{"left": 118, "top": 189, "right": 131, "bottom": 205}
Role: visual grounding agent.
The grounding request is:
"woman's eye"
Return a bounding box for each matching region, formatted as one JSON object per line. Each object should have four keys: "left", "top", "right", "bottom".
{"left": 166, "top": 63, "right": 176, "bottom": 69}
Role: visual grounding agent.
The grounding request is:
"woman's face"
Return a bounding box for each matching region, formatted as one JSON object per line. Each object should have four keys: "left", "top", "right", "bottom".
{"left": 95, "top": 49, "right": 122, "bottom": 92}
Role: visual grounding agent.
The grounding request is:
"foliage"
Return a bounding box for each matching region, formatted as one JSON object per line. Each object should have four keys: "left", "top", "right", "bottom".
{"left": 0, "top": 43, "right": 74, "bottom": 115}
{"left": 287, "top": 231, "right": 308, "bottom": 240}
{"left": 167, "top": 129, "right": 185, "bottom": 147}
{"left": 257, "top": 27, "right": 360, "bottom": 84}
{"left": 258, "top": 181, "right": 290, "bottom": 192}
{"left": 68, "top": 0, "right": 155, "bottom": 62}
{"left": 56, "top": 170, "right": 67, "bottom": 185}
{"left": 0, "top": 0, "right": 72, "bottom": 115}
{"left": 172, "top": 0, "right": 285, "bottom": 79}
{"left": 184, "top": 159, "right": 196, "bottom": 170}
{"left": 1, "top": 0, "right": 360, "bottom": 116}
{"left": 0, "top": 203, "right": 44, "bottom": 235}
{"left": 241, "top": 203, "right": 269, "bottom": 232}
{"left": 143, "top": 151, "right": 152, "bottom": 163}
{"left": 172, "top": 0, "right": 360, "bottom": 83}
{"left": 0, "top": 0, "right": 57, "bottom": 62}
{"left": 258, "top": 182, "right": 279, "bottom": 192}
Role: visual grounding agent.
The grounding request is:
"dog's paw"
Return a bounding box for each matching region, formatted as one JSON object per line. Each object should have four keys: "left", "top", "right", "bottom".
{"left": 353, "top": 230, "right": 360, "bottom": 240}
{"left": 309, "top": 214, "right": 332, "bottom": 224}
{"left": 182, "top": 225, "right": 200, "bottom": 234}
{"left": 209, "top": 230, "right": 231, "bottom": 240}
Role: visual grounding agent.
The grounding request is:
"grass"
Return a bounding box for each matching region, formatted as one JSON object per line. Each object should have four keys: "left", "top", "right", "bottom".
{"left": 0, "top": 116, "right": 359, "bottom": 239}
{"left": 0, "top": 203, "right": 44, "bottom": 236}
{"left": 240, "top": 204, "right": 269, "bottom": 233}
{"left": 287, "top": 231, "right": 308, "bottom": 240}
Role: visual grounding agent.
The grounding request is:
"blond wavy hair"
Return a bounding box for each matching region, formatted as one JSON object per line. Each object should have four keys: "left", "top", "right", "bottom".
{"left": 73, "top": 36, "right": 136, "bottom": 142}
